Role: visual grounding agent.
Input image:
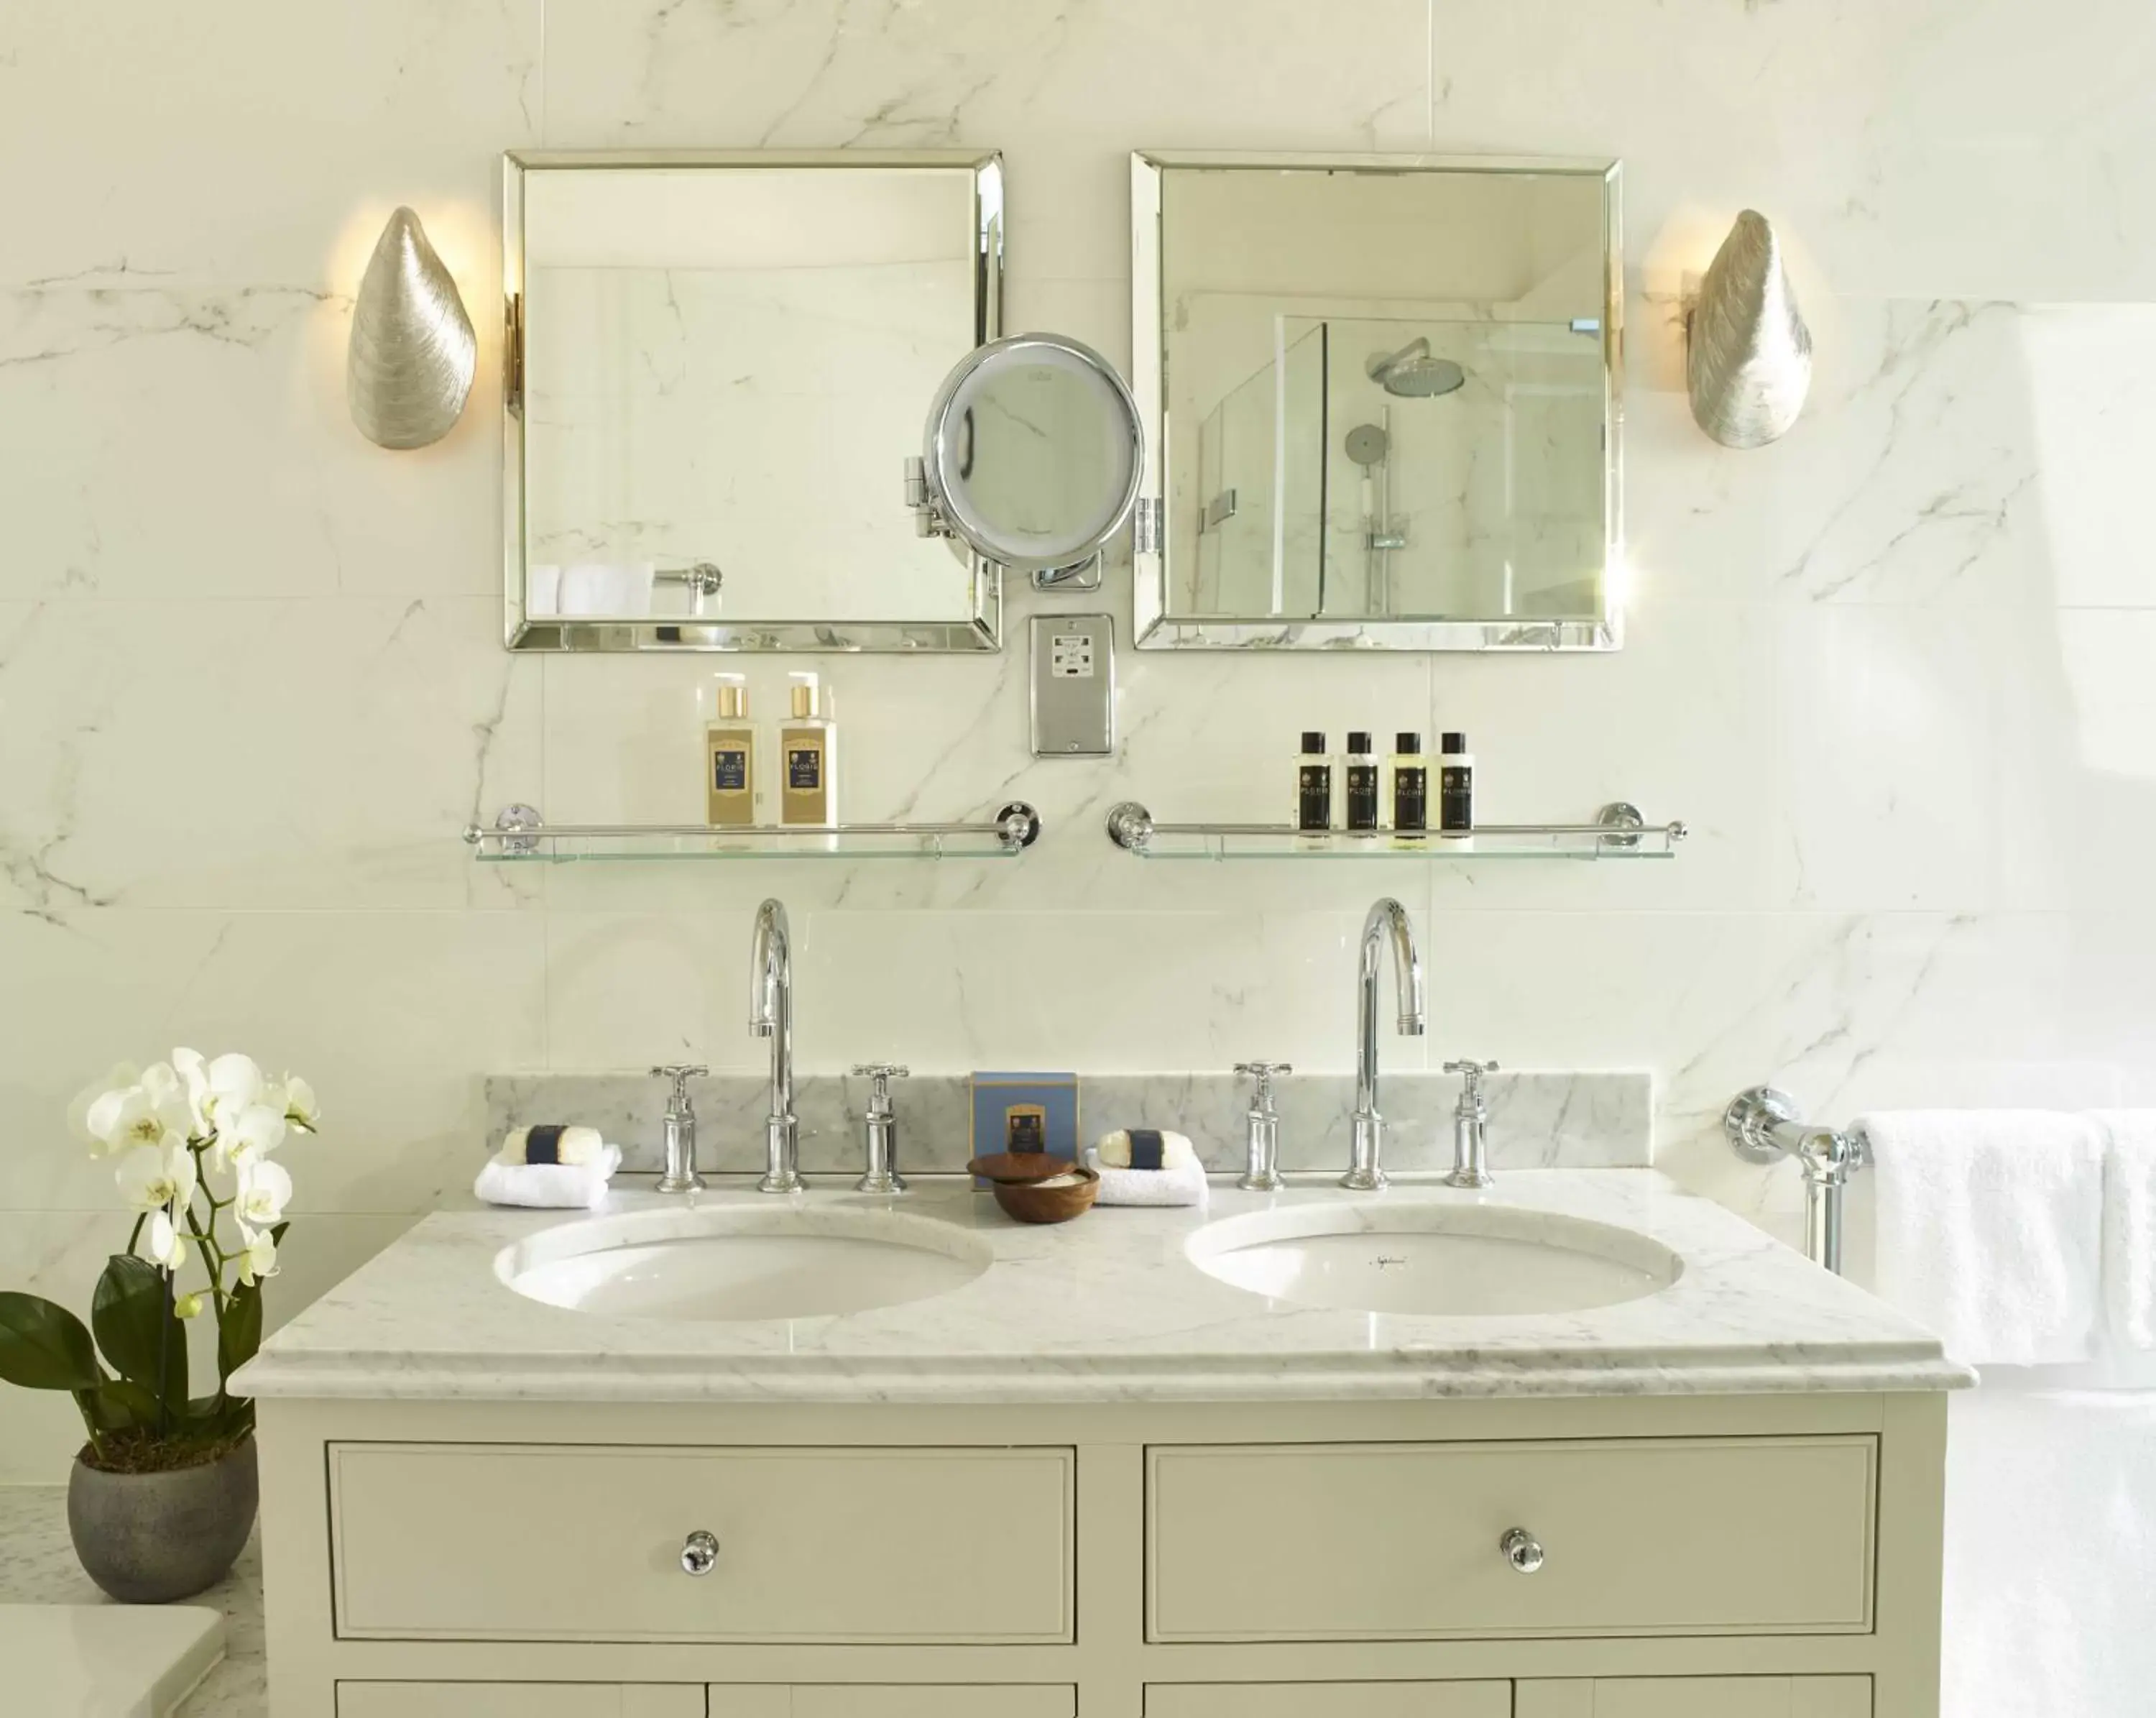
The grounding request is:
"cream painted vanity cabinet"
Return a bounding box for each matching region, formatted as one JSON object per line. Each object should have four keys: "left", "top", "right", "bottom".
{"left": 259, "top": 1392, "right": 1945, "bottom": 1717}
{"left": 247, "top": 1182, "right": 1961, "bottom": 1717}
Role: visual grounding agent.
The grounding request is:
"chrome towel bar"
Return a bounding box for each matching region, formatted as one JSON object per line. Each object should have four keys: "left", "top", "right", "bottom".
{"left": 1723, "top": 1086, "right": 1874, "bottom": 1277}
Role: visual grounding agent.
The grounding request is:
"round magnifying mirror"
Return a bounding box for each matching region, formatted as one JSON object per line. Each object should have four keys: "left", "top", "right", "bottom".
{"left": 916, "top": 332, "right": 1143, "bottom": 580}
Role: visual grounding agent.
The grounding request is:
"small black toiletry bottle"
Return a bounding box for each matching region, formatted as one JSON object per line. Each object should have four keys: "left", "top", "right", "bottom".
{"left": 1390, "top": 732, "right": 1428, "bottom": 839}
{"left": 1439, "top": 730, "right": 1474, "bottom": 840}
{"left": 1344, "top": 731, "right": 1381, "bottom": 833}
{"left": 1296, "top": 731, "right": 1334, "bottom": 832}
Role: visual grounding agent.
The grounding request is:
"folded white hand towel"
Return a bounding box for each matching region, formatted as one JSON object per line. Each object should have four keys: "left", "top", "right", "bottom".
{"left": 1864, "top": 1110, "right": 2103, "bottom": 1366}
{"left": 1093, "top": 1128, "right": 1199, "bottom": 1171}
{"left": 474, "top": 1144, "right": 622, "bottom": 1211}
{"left": 1082, "top": 1147, "right": 1207, "bottom": 1208}
{"left": 2091, "top": 1111, "right": 2156, "bottom": 1351}
{"left": 494, "top": 1124, "right": 606, "bottom": 1167}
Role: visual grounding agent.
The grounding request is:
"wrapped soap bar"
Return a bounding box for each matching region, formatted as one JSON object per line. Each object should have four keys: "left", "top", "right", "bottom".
{"left": 1094, "top": 1128, "right": 1199, "bottom": 1171}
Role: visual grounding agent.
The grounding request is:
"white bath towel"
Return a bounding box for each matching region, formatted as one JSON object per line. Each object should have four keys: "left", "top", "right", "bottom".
{"left": 1942, "top": 1387, "right": 2156, "bottom": 1718}
{"left": 555, "top": 563, "right": 655, "bottom": 617}
{"left": 1082, "top": 1147, "right": 1207, "bottom": 1208}
{"left": 474, "top": 1143, "right": 622, "bottom": 1211}
{"left": 2091, "top": 1111, "right": 2156, "bottom": 1351}
{"left": 1865, "top": 1110, "right": 2103, "bottom": 1366}
{"left": 493, "top": 1124, "right": 607, "bottom": 1167}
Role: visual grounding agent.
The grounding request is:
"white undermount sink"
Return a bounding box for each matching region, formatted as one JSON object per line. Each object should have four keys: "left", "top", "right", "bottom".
{"left": 1186, "top": 1200, "right": 1683, "bottom": 1316}
{"left": 497, "top": 1204, "right": 992, "bottom": 1322}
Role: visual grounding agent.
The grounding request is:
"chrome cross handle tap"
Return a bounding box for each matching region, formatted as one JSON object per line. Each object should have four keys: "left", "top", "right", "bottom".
{"left": 852, "top": 1063, "right": 910, "bottom": 1195}
{"left": 1235, "top": 1061, "right": 1293, "bottom": 1191}
{"left": 649, "top": 1063, "right": 709, "bottom": 1195}
{"left": 1442, "top": 1058, "right": 1499, "bottom": 1188}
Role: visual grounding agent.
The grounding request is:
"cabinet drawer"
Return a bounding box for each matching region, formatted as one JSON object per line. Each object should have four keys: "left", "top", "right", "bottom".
{"left": 338, "top": 1687, "right": 701, "bottom": 1718}
{"left": 1517, "top": 1677, "right": 1871, "bottom": 1717}
{"left": 1147, "top": 1436, "right": 1876, "bottom": 1642}
{"left": 1148, "top": 1684, "right": 1510, "bottom": 1717}
{"left": 331, "top": 1443, "right": 1073, "bottom": 1643}
{"left": 783, "top": 1690, "right": 1074, "bottom": 1718}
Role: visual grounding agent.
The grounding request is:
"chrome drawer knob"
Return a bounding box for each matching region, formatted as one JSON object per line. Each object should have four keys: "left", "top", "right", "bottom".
{"left": 1500, "top": 1527, "right": 1544, "bottom": 1574}
{"left": 680, "top": 1530, "right": 720, "bottom": 1576}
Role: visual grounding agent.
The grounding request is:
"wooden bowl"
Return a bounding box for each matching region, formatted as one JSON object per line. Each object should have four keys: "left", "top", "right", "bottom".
{"left": 967, "top": 1151, "right": 1070, "bottom": 1186}
{"left": 989, "top": 1164, "right": 1100, "bottom": 1226}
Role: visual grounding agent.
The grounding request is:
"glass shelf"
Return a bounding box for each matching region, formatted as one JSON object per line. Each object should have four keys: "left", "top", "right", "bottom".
{"left": 465, "top": 803, "right": 1041, "bottom": 864}
{"left": 1102, "top": 801, "right": 1686, "bottom": 862}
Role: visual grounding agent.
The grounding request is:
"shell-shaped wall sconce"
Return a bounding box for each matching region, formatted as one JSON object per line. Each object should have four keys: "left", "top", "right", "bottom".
{"left": 347, "top": 207, "right": 476, "bottom": 450}
{"left": 1686, "top": 210, "right": 1812, "bottom": 449}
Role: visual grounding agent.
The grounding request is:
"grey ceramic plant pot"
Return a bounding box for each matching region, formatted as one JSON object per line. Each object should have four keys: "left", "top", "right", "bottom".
{"left": 67, "top": 1437, "right": 257, "bottom": 1603}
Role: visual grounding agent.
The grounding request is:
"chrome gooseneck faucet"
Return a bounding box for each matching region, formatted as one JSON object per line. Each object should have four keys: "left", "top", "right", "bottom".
{"left": 1342, "top": 896, "right": 1427, "bottom": 1191}
{"left": 749, "top": 898, "right": 802, "bottom": 1193}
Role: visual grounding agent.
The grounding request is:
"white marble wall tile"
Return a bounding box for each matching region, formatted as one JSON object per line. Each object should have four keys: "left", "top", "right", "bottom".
{"left": 0, "top": 284, "right": 510, "bottom": 607}
{"left": 0, "top": 597, "right": 543, "bottom": 914}
{"left": 539, "top": 0, "right": 1432, "bottom": 155}
{"left": 0, "top": 907, "right": 548, "bottom": 1217}
{"left": 543, "top": 909, "right": 767, "bottom": 1075}
{"left": 1428, "top": 0, "right": 2156, "bottom": 303}
{"left": 0, "top": 1, "right": 542, "bottom": 282}
{"left": 1627, "top": 299, "right": 2055, "bottom": 612}
{"left": 790, "top": 908, "right": 1439, "bottom": 1075}
{"left": 1765, "top": 603, "right": 2075, "bottom": 914}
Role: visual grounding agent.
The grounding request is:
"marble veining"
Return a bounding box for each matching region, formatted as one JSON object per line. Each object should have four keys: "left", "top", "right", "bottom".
{"left": 236, "top": 1170, "right": 1971, "bottom": 1405}
{"left": 484, "top": 1068, "right": 1651, "bottom": 1177}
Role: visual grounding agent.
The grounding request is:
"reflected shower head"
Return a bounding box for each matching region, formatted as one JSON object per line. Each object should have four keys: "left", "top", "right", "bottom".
{"left": 1367, "top": 336, "right": 1467, "bottom": 399}
{"left": 1344, "top": 423, "right": 1390, "bottom": 467}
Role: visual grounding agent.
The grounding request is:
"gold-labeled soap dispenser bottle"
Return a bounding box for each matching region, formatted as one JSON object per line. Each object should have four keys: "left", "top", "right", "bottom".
{"left": 702, "top": 673, "right": 756, "bottom": 828}
{"left": 779, "top": 671, "right": 838, "bottom": 828}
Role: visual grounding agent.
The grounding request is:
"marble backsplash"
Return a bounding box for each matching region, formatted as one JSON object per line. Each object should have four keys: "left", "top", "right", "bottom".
{"left": 483, "top": 1069, "right": 1650, "bottom": 1177}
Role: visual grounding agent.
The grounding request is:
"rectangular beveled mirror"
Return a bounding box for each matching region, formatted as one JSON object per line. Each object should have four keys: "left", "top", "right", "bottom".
{"left": 1131, "top": 152, "right": 1622, "bottom": 651}
{"left": 502, "top": 150, "right": 1004, "bottom": 652}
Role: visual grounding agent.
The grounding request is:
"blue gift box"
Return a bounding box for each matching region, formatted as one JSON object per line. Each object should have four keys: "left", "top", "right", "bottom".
{"left": 970, "top": 1072, "right": 1080, "bottom": 1167}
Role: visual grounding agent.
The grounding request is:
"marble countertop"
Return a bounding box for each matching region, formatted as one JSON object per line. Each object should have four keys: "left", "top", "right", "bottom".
{"left": 0, "top": 1489, "right": 262, "bottom": 1718}
{"left": 239, "top": 1170, "right": 1970, "bottom": 1404}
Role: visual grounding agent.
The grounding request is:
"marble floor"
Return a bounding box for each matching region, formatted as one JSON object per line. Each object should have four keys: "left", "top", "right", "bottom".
{"left": 0, "top": 1487, "right": 264, "bottom": 1716}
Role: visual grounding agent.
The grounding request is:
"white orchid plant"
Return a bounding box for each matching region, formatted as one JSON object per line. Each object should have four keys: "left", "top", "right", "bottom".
{"left": 0, "top": 1051, "right": 317, "bottom": 1473}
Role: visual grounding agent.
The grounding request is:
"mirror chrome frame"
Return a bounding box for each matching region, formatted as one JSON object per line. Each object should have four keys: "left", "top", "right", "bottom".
{"left": 913, "top": 331, "right": 1145, "bottom": 579}
{"left": 502, "top": 149, "right": 1006, "bottom": 653}
{"left": 1129, "top": 151, "right": 1624, "bottom": 653}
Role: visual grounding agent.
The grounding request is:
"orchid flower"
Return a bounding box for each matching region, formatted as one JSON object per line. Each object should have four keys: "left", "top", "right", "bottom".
{"left": 234, "top": 1224, "right": 279, "bottom": 1287}
{"left": 276, "top": 1075, "right": 321, "bottom": 1133}
{"left": 137, "top": 1208, "right": 188, "bottom": 1272}
{"left": 114, "top": 1139, "right": 198, "bottom": 1213}
{"left": 204, "top": 1052, "right": 265, "bottom": 1129}
{"left": 172, "top": 1047, "right": 213, "bottom": 1133}
{"left": 235, "top": 1158, "right": 292, "bottom": 1228}
{"left": 68, "top": 1063, "right": 139, "bottom": 1147}
{"left": 213, "top": 1103, "right": 287, "bottom": 1172}
{"left": 85, "top": 1081, "right": 193, "bottom": 1159}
